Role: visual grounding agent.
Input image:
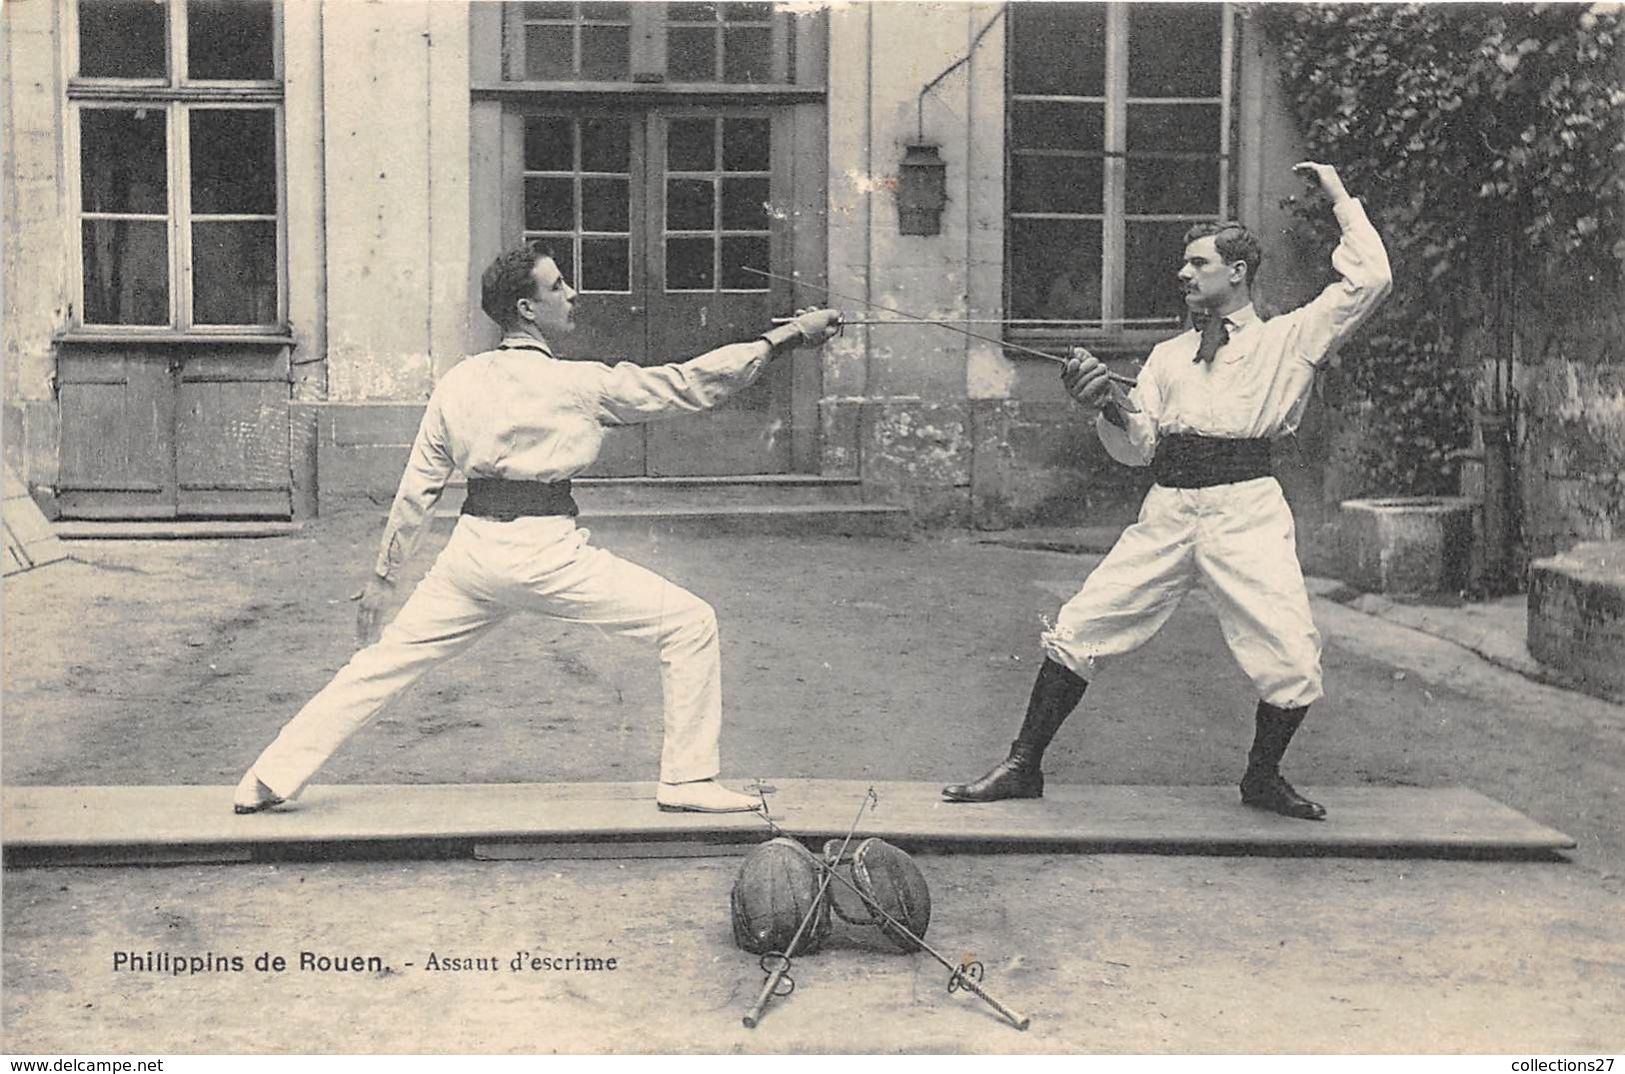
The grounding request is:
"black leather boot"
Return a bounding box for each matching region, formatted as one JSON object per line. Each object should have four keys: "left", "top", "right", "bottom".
{"left": 1240, "top": 701, "right": 1326, "bottom": 820}
{"left": 942, "top": 658, "right": 1088, "bottom": 802}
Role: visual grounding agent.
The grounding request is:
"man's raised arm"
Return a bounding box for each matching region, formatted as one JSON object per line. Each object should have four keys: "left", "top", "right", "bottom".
{"left": 1286, "top": 162, "right": 1393, "bottom": 367}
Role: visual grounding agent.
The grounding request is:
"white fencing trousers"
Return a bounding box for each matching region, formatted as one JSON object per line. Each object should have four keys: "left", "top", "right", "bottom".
{"left": 1040, "top": 477, "right": 1324, "bottom": 709}
{"left": 249, "top": 516, "right": 723, "bottom": 799}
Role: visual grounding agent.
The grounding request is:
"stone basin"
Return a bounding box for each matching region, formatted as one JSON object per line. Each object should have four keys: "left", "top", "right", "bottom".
{"left": 1338, "top": 496, "right": 1478, "bottom": 595}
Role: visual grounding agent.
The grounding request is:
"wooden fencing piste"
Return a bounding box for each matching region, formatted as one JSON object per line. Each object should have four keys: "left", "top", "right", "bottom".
{"left": 1, "top": 781, "right": 1577, "bottom": 867}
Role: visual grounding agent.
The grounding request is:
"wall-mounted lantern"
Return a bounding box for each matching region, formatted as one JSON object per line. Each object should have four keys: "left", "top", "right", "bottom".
{"left": 896, "top": 144, "right": 947, "bottom": 236}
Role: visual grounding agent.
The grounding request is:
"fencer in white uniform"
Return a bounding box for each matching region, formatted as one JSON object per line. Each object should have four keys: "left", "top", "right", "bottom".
{"left": 943, "top": 162, "right": 1391, "bottom": 819}
{"left": 233, "top": 242, "right": 841, "bottom": 815}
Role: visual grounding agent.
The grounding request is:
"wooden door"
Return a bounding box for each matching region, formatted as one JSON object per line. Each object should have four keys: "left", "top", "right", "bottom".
{"left": 644, "top": 109, "right": 790, "bottom": 476}
{"left": 56, "top": 350, "right": 177, "bottom": 519}
{"left": 514, "top": 111, "right": 650, "bottom": 476}
{"left": 175, "top": 349, "right": 292, "bottom": 516}
{"left": 54, "top": 344, "right": 292, "bottom": 519}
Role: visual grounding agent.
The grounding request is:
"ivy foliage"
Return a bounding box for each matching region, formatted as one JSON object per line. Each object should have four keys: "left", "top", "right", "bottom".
{"left": 1259, "top": 3, "right": 1625, "bottom": 495}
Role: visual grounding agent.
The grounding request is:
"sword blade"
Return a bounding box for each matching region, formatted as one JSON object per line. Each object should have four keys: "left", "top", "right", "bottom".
{"left": 744, "top": 265, "right": 1137, "bottom": 385}
{"left": 741, "top": 788, "right": 877, "bottom": 1030}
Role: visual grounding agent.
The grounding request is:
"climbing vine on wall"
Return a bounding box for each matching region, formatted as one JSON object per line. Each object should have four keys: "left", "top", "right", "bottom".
{"left": 1259, "top": 3, "right": 1625, "bottom": 495}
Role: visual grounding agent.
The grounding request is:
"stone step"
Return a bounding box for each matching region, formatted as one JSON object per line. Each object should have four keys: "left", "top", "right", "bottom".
{"left": 429, "top": 475, "right": 910, "bottom": 538}
{"left": 427, "top": 475, "right": 864, "bottom": 512}
{"left": 434, "top": 500, "right": 912, "bottom": 539}
{"left": 53, "top": 479, "right": 911, "bottom": 540}
{"left": 53, "top": 520, "right": 305, "bottom": 541}
{"left": 55, "top": 507, "right": 912, "bottom": 541}
{"left": 576, "top": 474, "right": 866, "bottom": 507}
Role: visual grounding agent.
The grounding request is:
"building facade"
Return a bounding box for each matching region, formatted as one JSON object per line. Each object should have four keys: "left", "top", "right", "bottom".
{"left": 6, "top": 0, "right": 1329, "bottom": 528}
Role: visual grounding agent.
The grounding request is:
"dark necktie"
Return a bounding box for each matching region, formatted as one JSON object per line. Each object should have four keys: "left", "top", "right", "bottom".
{"left": 1194, "top": 313, "right": 1231, "bottom": 365}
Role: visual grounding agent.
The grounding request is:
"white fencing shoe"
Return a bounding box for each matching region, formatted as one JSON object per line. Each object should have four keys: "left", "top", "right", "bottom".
{"left": 232, "top": 771, "right": 286, "bottom": 815}
{"left": 655, "top": 779, "right": 763, "bottom": 814}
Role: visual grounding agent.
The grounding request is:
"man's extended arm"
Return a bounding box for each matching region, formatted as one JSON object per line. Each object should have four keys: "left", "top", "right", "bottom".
{"left": 588, "top": 309, "right": 840, "bottom": 426}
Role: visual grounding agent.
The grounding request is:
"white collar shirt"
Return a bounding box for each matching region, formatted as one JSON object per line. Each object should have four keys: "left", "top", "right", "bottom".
{"left": 1097, "top": 197, "right": 1392, "bottom": 467}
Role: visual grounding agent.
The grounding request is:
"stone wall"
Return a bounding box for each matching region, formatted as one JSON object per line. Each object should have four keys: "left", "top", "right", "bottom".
{"left": 1311, "top": 245, "right": 1624, "bottom": 577}
{"left": 2, "top": 0, "right": 69, "bottom": 499}
{"left": 825, "top": 398, "right": 1152, "bottom": 530}
{"left": 1449, "top": 265, "right": 1625, "bottom": 571}
{"left": 322, "top": 3, "right": 471, "bottom": 403}
{"left": 1528, "top": 541, "right": 1625, "bottom": 700}
{"left": 1509, "top": 263, "right": 1625, "bottom": 560}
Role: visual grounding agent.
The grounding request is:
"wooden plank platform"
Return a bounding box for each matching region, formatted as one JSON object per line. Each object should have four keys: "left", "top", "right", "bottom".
{"left": 0, "top": 780, "right": 1574, "bottom": 866}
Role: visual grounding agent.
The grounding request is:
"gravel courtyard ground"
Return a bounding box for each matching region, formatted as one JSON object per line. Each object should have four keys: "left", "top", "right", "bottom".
{"left": 4, "top": 509, "right": 1622, "bottom": 1053}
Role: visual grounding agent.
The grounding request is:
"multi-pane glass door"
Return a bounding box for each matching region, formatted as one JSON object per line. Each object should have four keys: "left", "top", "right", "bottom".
{"left": 516, "top": 107, "right": 790, "bottom": 476}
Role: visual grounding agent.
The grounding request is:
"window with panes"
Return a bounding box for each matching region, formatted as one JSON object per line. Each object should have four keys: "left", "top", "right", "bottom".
{"left": 504, "top": 2, "right": 792, "bottom": 85}
{"left": 1006, "top": 2, "right": 1233, "bottom": 342}
{"left": 68, "top": 0, "right": 283, "bottom": 330}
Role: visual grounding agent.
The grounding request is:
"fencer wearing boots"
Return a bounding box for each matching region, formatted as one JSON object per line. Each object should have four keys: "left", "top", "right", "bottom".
{"left": 234, "top": 242, "right": 841, "bottom": 816}
{"left": 944, "top": 162, "right": 1391, "bottom": 820}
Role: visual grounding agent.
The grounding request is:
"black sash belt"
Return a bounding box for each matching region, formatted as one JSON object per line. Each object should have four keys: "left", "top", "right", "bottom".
{"left": 461, "top": 478, "right": 579, "bottom": 520}
{"left": 1151, "top": 434, "right": 1272, "bottom": 489}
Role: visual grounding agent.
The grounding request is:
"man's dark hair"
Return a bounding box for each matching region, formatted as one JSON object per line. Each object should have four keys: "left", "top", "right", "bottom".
{"left": 480, "top": 241, "right": 558, "bottom": 328}
{"left": 1183, "top": 220, "right": 1263, "bottom": 289}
